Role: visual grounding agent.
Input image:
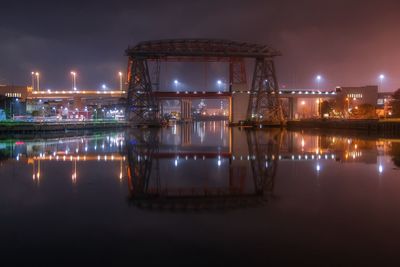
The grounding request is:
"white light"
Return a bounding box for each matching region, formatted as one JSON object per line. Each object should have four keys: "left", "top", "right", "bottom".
{"left": 316, "top": 75, "right": 322, "bottom": 81}
{"left": 316, "top": 164, "right": 321, "bottom": 172}
{"left": 174, "top": 80, "right": 178, "bottom": 84}
{"left": 217, "top": 80, "right": 222, "bottom": 85}
{"left": 174, "top": 159, "right": 178, "bottom": 167}
{"left": 217, "top": 159, "right": 221, "bottom": 166}
{"left": 379, "top": 164, "right": 383, "bottom": 173}
{"left": 379, "top": 74, "right": 385, "bottom": 80}
{"left": 102, "top": 84, "right": 107, "bottom": 89}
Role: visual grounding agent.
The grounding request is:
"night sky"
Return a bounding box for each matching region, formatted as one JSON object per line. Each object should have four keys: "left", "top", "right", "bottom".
{"left": 1, "top": 0, "right": 400, "bottom": 91}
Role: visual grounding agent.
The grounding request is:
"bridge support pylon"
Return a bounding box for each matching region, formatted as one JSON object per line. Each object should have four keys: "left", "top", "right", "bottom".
{"left": 247, "top": 58, "right": 284, "bottom": 125}
{"left": 126, "top": 57, "right": 159, "bottom": 126}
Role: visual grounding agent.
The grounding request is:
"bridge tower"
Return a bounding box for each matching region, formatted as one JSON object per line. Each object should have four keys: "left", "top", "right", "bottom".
{"left": 247, "top": 58, "right": 284, "bottom": 124}
{"left": 125, "top": 57, "right": 159, "bottom": 125}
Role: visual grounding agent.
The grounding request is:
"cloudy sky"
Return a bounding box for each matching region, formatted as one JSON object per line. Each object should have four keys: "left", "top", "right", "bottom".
{"left": 1, "top": 0, "right": 400, "bottom": 91}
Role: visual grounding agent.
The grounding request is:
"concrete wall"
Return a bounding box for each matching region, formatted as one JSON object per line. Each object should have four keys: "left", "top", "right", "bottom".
{"left": 231, "top": 92, "right": 249, "bottom": 123}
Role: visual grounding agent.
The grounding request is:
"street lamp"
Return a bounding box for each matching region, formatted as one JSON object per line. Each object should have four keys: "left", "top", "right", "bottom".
{"left": 301, "top": 100, "right": 306, "bottom": 118}
{"left": 118, "top": 72, "right": 123, "bottom": 91}
{"left": 35, "top": 72, "right": 40, "bottom": 91}
{"left": 102, "top": 84, "right": 107, "bottom": 90}
{"left": 379, "top": 74, "right": 385, "bottom": 92}
{"left": 316, "top": 75, "right": 322, "bottom": 90}
{"left": 70, "top": 71, "right": 77, "bottom": 91}
{"left": 31, "top": 72, "right": 35, "bottom": 91}
{"left": 174, "top": 80, "right": 178, "bottom": 91}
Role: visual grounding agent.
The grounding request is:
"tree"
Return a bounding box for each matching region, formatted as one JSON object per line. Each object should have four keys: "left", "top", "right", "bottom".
{"left": 320, "top": 100, "right": 335, "bottom": 117}
{"left": 350, "top": 104, "right": 377, "bottom": 119}
{"left": 391, "top": 89, "right": 400, "bottom": 117}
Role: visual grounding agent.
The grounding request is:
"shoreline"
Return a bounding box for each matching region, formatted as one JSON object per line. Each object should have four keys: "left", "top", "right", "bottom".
{"left": 0, "top": 121, "right": 128, "bottom": 134}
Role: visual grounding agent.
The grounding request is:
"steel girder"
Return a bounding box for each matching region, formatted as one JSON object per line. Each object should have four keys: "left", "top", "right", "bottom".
{"left": 247, "top": 58, "right": 284, "bottom": 123}
{"left": 126, "top": 57, "right": 159, "bottom": 125}
{"left": 229, "top": 58, "right": 247, "bottom": 86}
{"left": 246, "top": 130, "right": 282, "bottom": 195}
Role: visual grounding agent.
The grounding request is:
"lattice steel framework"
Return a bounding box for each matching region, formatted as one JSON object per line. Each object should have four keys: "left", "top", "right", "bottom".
{"left": 246, "top": 129, "right": 282, "bottom": 195}
{"left": 125, "top": 58, "right": 159, "bottom": 124}
{"left": 247, "top": 58, "right": 284, "bottom": 123}
{"left": 125, "top": 129, "right": 160, "bottom": 197}
{"left": 125, "top": 39, "right": 283, "bottom": 125}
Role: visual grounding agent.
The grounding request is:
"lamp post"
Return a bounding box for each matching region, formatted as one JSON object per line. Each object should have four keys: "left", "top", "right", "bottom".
{"left": 301, "top": 100, "right": 306, "bottom": 118}
{"left": 35, "top": 72, "right": 40, "bottom": 91}
{"left": 174, "top": 80, "right": 178, "bottom": 91}
{"left": 31, "top": 72, "right": 35, "bottom": 91}
{"left": 316, "top": 75, "right": 322, "bottom": 90}
{"left": 217, "top": 80, "right": 222, "bottom": 91}
{"left": 118, "top": 72, "right": 123, "bottom": 91}
{"left": 379, "top": 74, "right": 385, "bottom": 92}
{"left": 70, "top": 71, "right": 77, "bottom": 91}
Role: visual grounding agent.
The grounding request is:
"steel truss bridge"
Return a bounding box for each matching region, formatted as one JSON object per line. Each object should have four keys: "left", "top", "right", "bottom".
{"left": 125, "top": 39, "right": 284, "bottom": 125}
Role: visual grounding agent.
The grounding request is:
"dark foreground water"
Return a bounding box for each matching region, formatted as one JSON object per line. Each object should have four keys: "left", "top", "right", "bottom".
{"left": 1, "top": 122, "right": 400, "bottom": 265}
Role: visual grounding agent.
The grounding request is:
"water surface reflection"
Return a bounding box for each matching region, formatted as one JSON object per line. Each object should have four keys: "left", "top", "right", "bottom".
{"left": 1, "top": 122, "right": 400, "bottom": 264}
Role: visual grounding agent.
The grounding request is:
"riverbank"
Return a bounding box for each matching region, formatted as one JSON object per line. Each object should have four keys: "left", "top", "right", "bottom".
{"left": 0, "top": 121, "right": 128, "bottom": 134}
{"left": 287, "top": 119, "right": 400, "bottom": 136}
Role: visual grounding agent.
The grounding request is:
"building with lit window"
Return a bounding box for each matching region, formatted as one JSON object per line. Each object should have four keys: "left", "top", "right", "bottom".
{"left": 335, "top": 85, "right": 378, "bottom": 112}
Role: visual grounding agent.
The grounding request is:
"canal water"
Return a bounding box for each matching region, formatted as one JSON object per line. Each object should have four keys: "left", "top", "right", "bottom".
{"left": 0, "top": 122, "right": 400, "bottom": 265}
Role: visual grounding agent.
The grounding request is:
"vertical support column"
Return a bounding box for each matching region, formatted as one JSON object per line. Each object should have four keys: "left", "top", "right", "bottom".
{"left": 247, "top": 58, "right": 284, "bottom": 124}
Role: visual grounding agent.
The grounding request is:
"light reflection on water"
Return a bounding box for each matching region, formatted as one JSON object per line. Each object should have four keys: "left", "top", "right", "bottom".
{"left": 0, "top": 121, "right": 400, "bottom": 264}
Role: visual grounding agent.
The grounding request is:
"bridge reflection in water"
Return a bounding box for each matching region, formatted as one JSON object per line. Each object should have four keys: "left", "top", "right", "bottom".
{"left": 124, "top": 127, "right": 282, "bottom": 211}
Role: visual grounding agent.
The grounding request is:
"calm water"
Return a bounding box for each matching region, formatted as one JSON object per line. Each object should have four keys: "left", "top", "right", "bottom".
{"left": 1, "top": 122, "right": 400, "bottom": 265}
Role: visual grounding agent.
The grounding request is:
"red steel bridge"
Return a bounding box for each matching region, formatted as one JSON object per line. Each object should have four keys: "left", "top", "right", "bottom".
{"left": 125, "top": 39, "right": 284, "bottom": 126}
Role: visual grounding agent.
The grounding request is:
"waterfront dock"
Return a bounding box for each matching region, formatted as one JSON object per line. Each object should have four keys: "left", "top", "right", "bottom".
{"left": 287, "top": 119, "right": 400, "bottom": 135}
{"left": 0, "top": 121, "right": 128, "bottom": 133}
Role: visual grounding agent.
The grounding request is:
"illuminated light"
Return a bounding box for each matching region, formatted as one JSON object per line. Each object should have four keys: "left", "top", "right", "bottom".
{"left": 97, "top": 155, "right": 100, "bottom": 161}
{"left": 104, "top": 155, "right": 107, "bottom": 161}
{"left": 77, "top": 156, "right": 80, "bottom": 161}
{"left": 70, "top": 156, "right": 73, "bottom": 161}
{"left": 85, "top": 146, "right": 88, "bottom": 152}
{"left": 305, "top": 155, "right": 308, "bottom": 160}
{"left": 119, "top": 172, "right": 123, "bottom": 180}
{"left": 318, "top": 155, "right": 321, "bottom": 159}
{"left": 111, "top": 155, "right": 114, "bottom": 160}
{"left": 312, "top": 155, "right": 315, "bottom": 160}
{"left": 331, "top": 155, "right": 335, "bottom": 159}
{"left": 265, "top": 161, "right": 269, "bottom": 168}
{"left": 56, "top": 156, "right": 59, "bottom": 160}
{"left": 278, "top": 155, "right": 282, "bottom": 160}
{"left": 63, "top": 155, "right": 66, "bottom": 161}
{"left": 203, "top": 156, "right": 205, "bottom": 160}
{"left": 232, "top": 156, "right": 235, "bottom": 160}
{"left": 194, "top": 155, "right": 197, "bottom": 160}
{"left": 316, "top": 164, "right": 321, "bottom": 172}
{"left": 174, "top": 159, "right": 178, "bottom": 167}
{"left": 292, "top": 155, "right": 295, "bottom": 160}
{"left": 298, "top": 155, "right": 301, "bottom": 160}
{"left": 217, "top": 159, "right": 221, "bottom": 166}
{"left": 379, "top": 164, "right": 383, "bottom": 173}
